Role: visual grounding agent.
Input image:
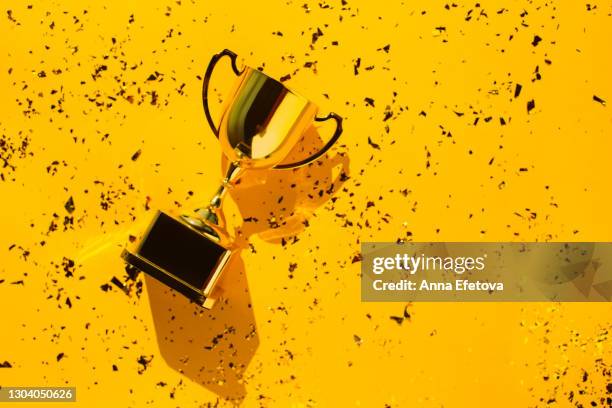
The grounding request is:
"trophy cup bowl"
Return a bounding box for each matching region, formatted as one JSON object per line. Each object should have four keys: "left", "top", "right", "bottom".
{"left": 122, "top": 49, "right": 343, "bottom": 308}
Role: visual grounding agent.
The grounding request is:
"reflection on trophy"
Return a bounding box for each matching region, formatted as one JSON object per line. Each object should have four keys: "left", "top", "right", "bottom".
{"left": 121, "top": 49, "right": 343, "bottom": 308}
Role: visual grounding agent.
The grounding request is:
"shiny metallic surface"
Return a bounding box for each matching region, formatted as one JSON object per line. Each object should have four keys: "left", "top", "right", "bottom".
{"left": 189, "top": 51, "right": 341, "bottom": 243}
{"left": 175, "top": 49, "right": 342, "bottom": 307}
{"left": 218, "top": 68, "right": 319, "bottom": 169}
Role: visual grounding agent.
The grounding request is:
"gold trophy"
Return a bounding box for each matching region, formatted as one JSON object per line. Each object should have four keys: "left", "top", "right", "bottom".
{"left": 122, "top": 49, "right": 343, "bottom": 308}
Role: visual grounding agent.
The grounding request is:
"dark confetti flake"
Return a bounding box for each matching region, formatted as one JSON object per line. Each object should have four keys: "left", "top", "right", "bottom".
{"left": 0, "top": 361, "right": 12, "bottom": 368}
{"left": 593, "top": 95, "right": 606, "bottom": 106}
{"left": 64, "top": 196, "right": 75, "bottom": 213}
{"left": 56, "top": 352, "right": 65, "bottom": 362}
{"left": 514, "top": 83, "right": 523, "bottom": 98}
{"left": 146, "top": 72, "right": 162, "bottom": 81}
{"left": 367, "top": 136, "right": 381, "bottom": 150}
{"left": 311, "top": 27, "right": 324, "bottom": 44}
{"left": 527, "top": 99, "right": 535, "bottom": 113}
{"left": 131, "top": 149, "right": 142, "bottom": 161}
{"left": 137, "top": 355, "right": 153, "bottom": 374}
{"left": 383, "top": 109, "right": 393, "bottom": 121}
{"left": 389, "top": 316, "right": 404, "bottom": 325}
{"left": 353, "top": 58, "right": 361, "bottom": 75}
{"left": 62, "top": 257, "right": 75, "bottom": 277}
{"left": 7, "top": 10, "right": 17, "bottom": 23}
{"left": 403, "top": 305, "right": 411, "bottom": 319}
{"left": 111, "top": 276, "right": 126, "bottom": 292}
{"left": 532, "top": 35, "right": 542, "bottom": 47}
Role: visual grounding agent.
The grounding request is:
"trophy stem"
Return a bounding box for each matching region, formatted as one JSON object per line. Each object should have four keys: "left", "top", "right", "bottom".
{"left": 181, "top": 162, "right": 243, "bottom": 246}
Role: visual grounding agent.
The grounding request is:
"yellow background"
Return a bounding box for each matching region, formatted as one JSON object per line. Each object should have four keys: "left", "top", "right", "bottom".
{"left": 1, "top": 0, "right": 611, "bottom": 406}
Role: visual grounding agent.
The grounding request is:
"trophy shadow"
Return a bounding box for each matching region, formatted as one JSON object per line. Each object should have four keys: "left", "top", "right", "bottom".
{"left": 228, "top": 123, "right": 351, "bottom": 246}
{"left": 145, "top": 123, "right": 350, "bottom": 405}
{"left": 145, "top": 255, "right": 257, "bottom": 405}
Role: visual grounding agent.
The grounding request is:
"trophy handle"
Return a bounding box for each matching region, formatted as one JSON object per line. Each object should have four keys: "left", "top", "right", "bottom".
{"left": 274, "top": 113, "right": 343, "bottom": 169}
{"left": 202, "top": 49, "right": 242, "bottom": 137}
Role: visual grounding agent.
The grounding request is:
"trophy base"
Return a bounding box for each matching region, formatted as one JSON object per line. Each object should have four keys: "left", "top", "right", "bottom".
{"left": 121, "top": 211, "right": 232, "bottom": 309}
